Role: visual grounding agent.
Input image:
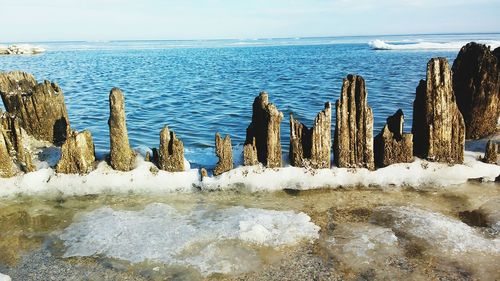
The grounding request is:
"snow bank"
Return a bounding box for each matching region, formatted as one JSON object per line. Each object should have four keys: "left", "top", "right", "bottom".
{"left": 202, "top": 151, "right": 500, "bottom": 192}
{"left": 368, "top": 39, "right": 500, "bottom": 51}
{"left": 0, "top": 157, "right": 200, "bottom": 198}
{"left": 371, "top": 206, "right": 500, "bottom": 254}
{"left": 0, "top": 149, "right": 498, "bottom": 198}
{"left": 59, "top": 203, "right": 319, "bottom": 276}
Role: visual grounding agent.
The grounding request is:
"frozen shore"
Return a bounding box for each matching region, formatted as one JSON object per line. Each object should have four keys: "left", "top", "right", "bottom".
{"left": 0, "top": 147, "right": 498, "bottom": 198}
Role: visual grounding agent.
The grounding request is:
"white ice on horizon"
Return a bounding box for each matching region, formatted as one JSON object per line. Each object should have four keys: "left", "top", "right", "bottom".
{"left": 58, "top": 203, "right": 319, "bottom": 276}
{"left": 368, "top": 39, "right": 500, "bottom": 50}
{"left": 0, "top": 44, "right": 45, "bottom": 55}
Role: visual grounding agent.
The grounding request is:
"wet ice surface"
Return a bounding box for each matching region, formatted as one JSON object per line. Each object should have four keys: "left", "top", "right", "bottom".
{"left": 58, "top": 203, "right": 319, "bottom": 276}
{"left": 477, "top": 197, "right": 500, "bottom": 231}
{"left": 371, "top": 206, "right": 500, "bottom": 254}
{"left": 1, "top": 185, "right": 500, "bottom": 280}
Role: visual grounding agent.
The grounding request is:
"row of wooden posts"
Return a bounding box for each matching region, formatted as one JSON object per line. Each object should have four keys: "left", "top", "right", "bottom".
{"left": 0, "top": 42, "right": 498, "bottom": 178}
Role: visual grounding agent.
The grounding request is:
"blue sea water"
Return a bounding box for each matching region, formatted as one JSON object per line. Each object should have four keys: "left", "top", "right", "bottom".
{"left": 1, "top": 34, "right": 500, "bottom": 166}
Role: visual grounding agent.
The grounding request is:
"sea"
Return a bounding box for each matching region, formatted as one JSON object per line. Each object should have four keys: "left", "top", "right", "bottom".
{"left": 2, "top": 33, "right": 500, "bottom": 166}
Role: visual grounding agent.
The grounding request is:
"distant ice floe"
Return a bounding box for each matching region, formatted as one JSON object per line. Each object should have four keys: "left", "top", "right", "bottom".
{"left": 0, "top": 44, "right": 45, "bottom": 55}
{"left": 59, "top": 203, "right": 319, "bottom": 276}
{"left": 368, "top": 39, "right": 500, "bottom": 50}
{"left": 0, "top": 149, "right": 498, "bottom": 198}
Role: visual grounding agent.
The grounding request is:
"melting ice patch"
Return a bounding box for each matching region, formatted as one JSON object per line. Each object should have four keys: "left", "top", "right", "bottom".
{"left": 368, "top": 39, "right": 500, "bottom": 50}
{"left": 371, "top": 206, "right": 500, "bottom": 254}
{"left": 477, "top": 197, "right": 500, "bottom": 231}
{"left": 324, "top": 223, "right": 401, "bottom": 266}
{"left": 58, "top": 203, "right": 319, "bottom": 276}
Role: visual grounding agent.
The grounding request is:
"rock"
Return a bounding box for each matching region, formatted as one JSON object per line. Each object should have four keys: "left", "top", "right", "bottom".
{"left": 0, "top": 111, "right": 35, "bottom": 177}
{"left": 108, "top": 88, "right": 135, "bottom": 171}
{"left": 493, "top": 47, "right": 500, "bottom": 63}
{"left": 56, "top": 130, "right": 96, "bottom": 174}
{"left": 244, "top": 92, "right": 283, "bottom": 168}
{"left": 243, "top": 137, "right": 259, "bottom": 166}
{"left": 145, "top": 151, "right": 151, "bottom": 162}
{"left": 0, "top": 71, "right": 70, "bottom": 145}
{"left": 333, "top": 75, "right": 375, "bottom": 170}
{"left": 482, "top": 140, "right": 498, "bottom": 164}
{"left": 214, "top": 133, "right": 233, "bottom": 176}
{"left": 452, "top": 42, "right": 500, "bottom": 139}
{"left": 151, "top": 148, "right": 159, "bottom": 164}
{"left": 156, "top": 126, "right": 184, "bottom": 172}
{"left": 412, "top": 58, "right": 465, "bottom": 164}
{"left": 374, "top": 109, "right": 413, "bottom": 168}
{"left": 290, "top": 102, "right": 332, "bottom": 168}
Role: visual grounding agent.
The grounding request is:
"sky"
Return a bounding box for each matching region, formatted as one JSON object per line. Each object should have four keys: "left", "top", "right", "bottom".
{"left": 1, "top": 0, "right": 499, "bottom": 42}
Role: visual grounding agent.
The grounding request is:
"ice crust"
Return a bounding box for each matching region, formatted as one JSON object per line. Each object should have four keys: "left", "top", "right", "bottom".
{"left": 58, "top": 203, "right": 320, "bottom": 276}
{"left": 202, "top": 151, "right": 500, "bottom": 192}
{"left": 0, "top": 149, "right": 499, "bottom": 198}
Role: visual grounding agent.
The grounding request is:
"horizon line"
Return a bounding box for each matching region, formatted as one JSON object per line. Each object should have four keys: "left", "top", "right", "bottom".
{"left": 3, "top": 31, "right": 500, "bottom": 44}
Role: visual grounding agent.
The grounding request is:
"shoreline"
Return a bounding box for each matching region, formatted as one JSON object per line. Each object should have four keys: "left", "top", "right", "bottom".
{"left": 0, "top": 147, "right": 498, "bottom": 199}
{"left": 0, "top": 41, "right": 498, "bottom": 198}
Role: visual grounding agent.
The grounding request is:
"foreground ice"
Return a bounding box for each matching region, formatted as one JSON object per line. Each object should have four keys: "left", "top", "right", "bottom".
{"left": 58, "top": 203, "right": 319, "bottom": 276}
{"left": 371, "top": 206, "right": 500, "bottom": 254}
{"left": 0, "top": 273, "right": 11, "bottom": 281}
{"left": 323, "top": 223, "right": 401, "bottom": 265}
{"left": 477, "top": 197, "right": 500, "bottom": 231}
{"left": 0, "top": 149, "right": 498, "bottom": 198}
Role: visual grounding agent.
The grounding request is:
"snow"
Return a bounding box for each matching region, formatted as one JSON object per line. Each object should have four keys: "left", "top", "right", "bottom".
{"left": 201, "top": 151, "right": 500, "bottom": 192}
{"left": 0, "top": 157, "right": 200, "bottom": 198}
{"left": 0, "top": 148, "right": 498, "bottom": 198}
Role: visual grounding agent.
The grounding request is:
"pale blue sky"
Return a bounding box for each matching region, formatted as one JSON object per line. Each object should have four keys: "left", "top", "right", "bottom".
{"left": 1, "top": 0, "right": 499, "bottom": 42}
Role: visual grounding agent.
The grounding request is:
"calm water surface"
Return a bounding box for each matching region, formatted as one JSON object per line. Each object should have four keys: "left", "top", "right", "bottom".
{"left": 3, "top": 34, "right": 499, "bottom": 163}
